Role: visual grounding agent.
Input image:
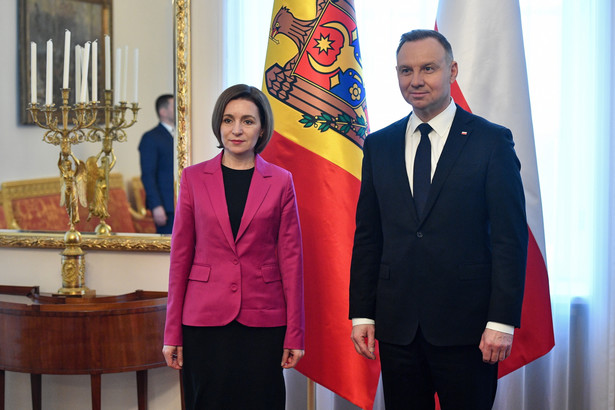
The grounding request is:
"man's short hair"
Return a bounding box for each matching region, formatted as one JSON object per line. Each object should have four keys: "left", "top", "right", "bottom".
{"left": 397, "top": 29, "right": 454, "bottom": 63}
{"left": 155, "top": 94, "right": 174, "bottom": 118}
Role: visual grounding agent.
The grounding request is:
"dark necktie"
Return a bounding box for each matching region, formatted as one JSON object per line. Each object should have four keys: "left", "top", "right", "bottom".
{"left": 413, "top": 123, "right": 432, "bottom": 218}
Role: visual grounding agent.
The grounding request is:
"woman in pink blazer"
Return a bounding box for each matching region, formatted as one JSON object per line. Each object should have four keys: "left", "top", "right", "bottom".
{"left": 162, "top": 84, "right": 304, "bottom": 409}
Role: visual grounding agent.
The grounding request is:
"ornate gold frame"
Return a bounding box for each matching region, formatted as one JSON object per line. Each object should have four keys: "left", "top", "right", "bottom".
{"left": 0, "top": 0, "right": 191, "bottom": 252}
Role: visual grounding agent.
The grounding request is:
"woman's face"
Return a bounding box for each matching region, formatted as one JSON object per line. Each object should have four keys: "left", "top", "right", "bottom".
{"left": 220, "top": 98, "right": 262, "bottom": 163}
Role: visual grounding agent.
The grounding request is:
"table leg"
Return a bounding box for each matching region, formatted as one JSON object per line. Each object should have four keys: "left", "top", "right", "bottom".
{"left": 0, "top": 369, "right": 4, "bottom": 410}
{"left": 137, "top": 370, "right": 147, "bottom": 410}
{"left": 90, "top": 373, "right": 101, "bottom": 410}
{"left": 30, "top": 374, "right": 41, "bottom": 410}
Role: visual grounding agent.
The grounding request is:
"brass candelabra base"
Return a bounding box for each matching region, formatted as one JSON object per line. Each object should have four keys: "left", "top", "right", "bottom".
{"left": 55, "top": 228, "right": 95, "bottom": 296}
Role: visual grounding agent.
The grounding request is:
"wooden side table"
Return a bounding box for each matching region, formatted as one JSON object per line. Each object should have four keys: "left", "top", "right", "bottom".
{"left": 0, "top": 285, "right": 180, "bottom": 410}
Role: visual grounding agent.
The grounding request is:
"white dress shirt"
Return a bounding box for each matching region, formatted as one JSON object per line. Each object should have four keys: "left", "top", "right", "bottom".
{"left": 161, "top": 121, "right": 174, "bottom": 136}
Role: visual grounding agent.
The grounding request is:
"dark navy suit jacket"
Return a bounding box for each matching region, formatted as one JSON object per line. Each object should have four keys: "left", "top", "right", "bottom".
{"left": 349, "top": 106, "right": 528, "bottom": 347}
{"left": 138, "top": 123, "right": 175, "bottom": 214}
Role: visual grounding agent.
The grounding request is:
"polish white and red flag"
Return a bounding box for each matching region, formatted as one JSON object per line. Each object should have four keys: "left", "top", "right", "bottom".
{"left": 436, "top": 0, "right": 555, "bottom": 377}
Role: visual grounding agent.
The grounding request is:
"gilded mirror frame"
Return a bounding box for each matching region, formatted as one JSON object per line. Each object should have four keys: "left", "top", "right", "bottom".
{"left": 0, "top": 0, "right": 191, "bottom": 252}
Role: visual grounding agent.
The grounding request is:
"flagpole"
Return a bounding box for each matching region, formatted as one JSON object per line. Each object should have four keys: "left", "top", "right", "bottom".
{"left": 307, "top": 378, "right": 315, "bottom": 410}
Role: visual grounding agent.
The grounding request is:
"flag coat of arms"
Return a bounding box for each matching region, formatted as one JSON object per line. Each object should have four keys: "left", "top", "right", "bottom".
{"left": 262, "top": 0, "right": 380, "bottom": 408}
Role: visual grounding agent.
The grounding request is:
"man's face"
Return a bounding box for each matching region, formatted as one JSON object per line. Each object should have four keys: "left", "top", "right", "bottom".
{"left": 396, "top": 37, "right": 458, "bottom": 122}
{"left": 160, "top": 98, "right": 175, "bottom": 125}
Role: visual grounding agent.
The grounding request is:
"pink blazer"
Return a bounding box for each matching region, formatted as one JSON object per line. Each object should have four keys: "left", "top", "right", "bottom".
{"left": 164, "top": 152, "right": 305, "bottom": 349}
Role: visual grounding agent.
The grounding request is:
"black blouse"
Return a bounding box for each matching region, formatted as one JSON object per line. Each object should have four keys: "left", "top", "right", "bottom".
{"left": 222, "top": 165, "right": 255, "bottom": 239}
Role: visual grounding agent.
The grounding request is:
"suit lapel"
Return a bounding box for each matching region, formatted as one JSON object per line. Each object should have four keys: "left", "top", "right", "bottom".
{"left": 235, "top": 155, "right": 272, "bottom": 243}
{"left": 202, "top": 153, "right": 237, "bottom": 251}
{"left": 421, "top": 107, "right": 472, "bottom": 221}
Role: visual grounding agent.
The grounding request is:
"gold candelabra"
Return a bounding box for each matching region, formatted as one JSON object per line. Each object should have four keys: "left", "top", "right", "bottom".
{"left": 28, "top": 88, "right": 139, "bottom": 296}
{"left": 85, "top": 89, "right": 139, "bottom": 235}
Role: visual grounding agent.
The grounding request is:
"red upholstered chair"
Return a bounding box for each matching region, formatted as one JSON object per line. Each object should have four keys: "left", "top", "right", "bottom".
{"left": 1, "top": 174, "right": 138, "bottom": 233}
{"left": 1, "top": 177, "right": 71, "bottom": 231}
{"left": 128, "top": 176, "right": 157, "bottom": 234}
{"left": 0, "top": 190, "right": 7, "bottom": 229}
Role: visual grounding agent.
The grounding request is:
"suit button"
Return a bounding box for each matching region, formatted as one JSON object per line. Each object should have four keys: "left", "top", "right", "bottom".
{"left": 416, "top": 231, "right": 423, "bottom": 238}
{"left": 232, "top": 259, "right": 239, "bottom": 265}
{"left": 231, "top": 284, "right": 238, "bottom": 292}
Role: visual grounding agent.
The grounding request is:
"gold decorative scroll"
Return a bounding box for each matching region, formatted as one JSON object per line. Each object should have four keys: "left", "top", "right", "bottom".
{"left": 175, "top": 0, "right": 191, "bottom": 184}
{"left": 0, "top": 231, "right": 170, "bottom": 252}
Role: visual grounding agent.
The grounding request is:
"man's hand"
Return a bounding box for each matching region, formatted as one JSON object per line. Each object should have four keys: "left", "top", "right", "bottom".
{"left": 479, "top": 328, "right": 513, "bottom": 364}
{"left": 351, "top": 324, "right": 376, "bottom": 360}
{"left": 152, "top": 205, "right": 167, "bottom": 227}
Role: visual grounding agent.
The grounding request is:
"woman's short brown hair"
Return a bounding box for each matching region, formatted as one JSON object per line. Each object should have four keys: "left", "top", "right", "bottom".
{"left": 211, "top": 84, "right": 274, "bottom": 154}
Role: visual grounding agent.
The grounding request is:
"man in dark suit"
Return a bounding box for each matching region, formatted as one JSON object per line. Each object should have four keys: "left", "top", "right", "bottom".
{"left": 349, "top": 29, "right": 528, "bottom": 409}
{"left": 138, "top": 94, "right": 175, "bottom": 234}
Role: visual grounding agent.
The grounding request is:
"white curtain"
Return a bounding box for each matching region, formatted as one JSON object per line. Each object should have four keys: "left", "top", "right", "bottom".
{"left": 223, "top": 1, "right": 615, "bottom": 409}
{"left": 494, "top": 0, "right": 615, "bottom": 409}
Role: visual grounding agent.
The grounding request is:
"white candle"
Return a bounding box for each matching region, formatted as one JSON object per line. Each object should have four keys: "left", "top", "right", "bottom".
{"left": 132, "top": 48, "right": 139, "bottom": 103}
{"left": 45, "top": 39, "right": 53, "bottom": 105}
{"left": 62, "top": 30, "right": 71, "bottom": 88}
{"left": 92, "top": 40, "right": 98, "bottom": 101}
{"left": 75, "top": 45, "right": 81, "bottom": 103}
{"left": 104, "top": 35, "right": 111, "bottom": 90}
{"left": 83, "top": 47, "right": 89, "bottom": 102}
{"left": 122, "top": 45, "right": 128, "bottom": 102}
{"left": 80, "top": 42, "right": 90, "bottom": 103}
{"left": 114, "top": 47, "right": 121, "bottom": 105}
{"left": 30, "top": 42, "right": 37, "bottom": 104}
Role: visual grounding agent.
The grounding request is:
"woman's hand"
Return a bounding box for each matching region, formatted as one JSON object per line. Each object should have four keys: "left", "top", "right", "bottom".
{"left": 162, "top": 345, "right": 183, "bottom": 370}
{"left": 281, "top": 349, "right": 304, "bottom": 369}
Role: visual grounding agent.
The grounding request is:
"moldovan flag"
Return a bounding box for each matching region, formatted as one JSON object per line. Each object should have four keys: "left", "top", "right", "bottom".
{"left": 261, "top": 0, "right": 380, "bottom": 408}
{"left": 436, "top": 0, "right": 555, "bottom": 376}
